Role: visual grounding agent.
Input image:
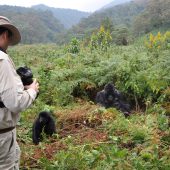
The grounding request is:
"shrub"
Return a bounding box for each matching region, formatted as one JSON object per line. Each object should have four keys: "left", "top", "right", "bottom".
{"left": 145, "top": 31, "right": 170, "bottom": 51}
{"left": 68, "top": 38, "right": 80, "bottom": 54}
{"left": 90, "top": 25, "right": 112, "bottom": 52}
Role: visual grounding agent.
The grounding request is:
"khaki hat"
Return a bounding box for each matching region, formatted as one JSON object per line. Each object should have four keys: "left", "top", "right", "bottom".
{"left": 0, "top": 16, "right": 21, "bottom": 45}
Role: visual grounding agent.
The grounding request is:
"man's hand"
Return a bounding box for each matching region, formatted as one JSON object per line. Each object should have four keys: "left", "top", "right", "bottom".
{"left": 24, "top": 79, "right": 39, "bottom": 93}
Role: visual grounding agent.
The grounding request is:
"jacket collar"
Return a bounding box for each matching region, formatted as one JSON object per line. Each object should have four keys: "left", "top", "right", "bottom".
{"left": 0, "top": 47, "right": 6, "bottom": 54}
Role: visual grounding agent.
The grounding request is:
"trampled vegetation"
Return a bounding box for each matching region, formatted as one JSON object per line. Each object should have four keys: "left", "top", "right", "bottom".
{"left": 9, "top": 30, "right": 170, "bottom": 169}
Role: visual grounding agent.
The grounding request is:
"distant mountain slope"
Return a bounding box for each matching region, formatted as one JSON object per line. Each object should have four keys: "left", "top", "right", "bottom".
{"left": 69, "top": 1, "right": 146, "bottom": 37}
{"left": 32, "top": 4, "right": 90, "bottom": 29}
{"left": 102, "top": 0, "right": 131, "bottom": 9}
{"left": 0, "top": 5, "right": 65, "bottom": 43}
{"left": 65, "top": 0, "right": 169, "bottom": 44}
{"left": 133, "top": 0, "right": 170, "bottom": 35}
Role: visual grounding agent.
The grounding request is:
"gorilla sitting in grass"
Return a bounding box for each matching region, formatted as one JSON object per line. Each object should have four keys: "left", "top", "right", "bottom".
{"left": 32, "top": 111, "right": 56, "bottom": 145}
{"left": 96, "top": 83, "right": 131, "bottom": 117}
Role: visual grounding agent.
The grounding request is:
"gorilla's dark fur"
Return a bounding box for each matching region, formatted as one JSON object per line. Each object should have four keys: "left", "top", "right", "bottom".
{"left": 32, "top": 111, "right": 56, "bottom": 145}
{"left": 96, "top": 83, "right": 131, "bottom": 116}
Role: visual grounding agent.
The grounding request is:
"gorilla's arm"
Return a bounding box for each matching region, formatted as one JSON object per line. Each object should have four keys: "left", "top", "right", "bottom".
{"left": 44, "top": 118, "right": 56, "bottom": 136}
{"left": 114, "top": 89, "right": 123, "bottom": 100}
{"left": 32, "top": 120, "right": 42, "bottom": 145}
{"left": 95, "top": 91, "right": 106, "bottom": 107}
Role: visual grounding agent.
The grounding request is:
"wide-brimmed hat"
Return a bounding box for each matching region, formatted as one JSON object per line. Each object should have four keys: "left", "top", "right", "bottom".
{"left": 0, "top": 16, "right": 21, "bottom": 45}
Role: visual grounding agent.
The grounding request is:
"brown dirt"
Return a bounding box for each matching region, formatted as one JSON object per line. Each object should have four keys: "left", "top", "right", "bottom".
{"left": 120, "top": 141, "right": 136, "bottom": 150}
{"left": 30, "top": 102, "right": 109, "bottom": 160}
{"left": 32, "top": 141, "right": 67, "bottom": 160}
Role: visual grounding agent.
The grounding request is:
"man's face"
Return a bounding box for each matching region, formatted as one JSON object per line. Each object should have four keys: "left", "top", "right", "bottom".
{"left": 0, "top": 31, "right": 10, "bottom": 49}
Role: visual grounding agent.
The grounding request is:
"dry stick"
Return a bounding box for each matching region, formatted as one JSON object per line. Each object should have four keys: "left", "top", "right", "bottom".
{"left": 73, "top": 141, "right": 115, "bottom": 149}
{"left": 134, "top": 94, "right": 140, "bottom": 112}
{"left": 29, "top": 156, "right": 38, "bottom": 162}
{"left": 59, "top": 123, "right": 103, "bottom": 135}
{"left": 59, "top": 121, "right": 102, "bottom": 132}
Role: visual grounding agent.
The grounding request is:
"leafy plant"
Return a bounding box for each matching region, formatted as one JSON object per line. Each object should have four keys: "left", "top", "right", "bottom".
{"left": 145, "top": 31, "right": 170, "bottom": 51}
{"left": 90, "top": 25, "right": 112, "bottom": 52}
{"left": 67, "top": 37, "right": 80, "bottom": 54}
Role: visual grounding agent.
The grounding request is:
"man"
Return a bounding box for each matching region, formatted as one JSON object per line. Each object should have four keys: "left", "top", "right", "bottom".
{"left": 0, "top": 16, "right": 39, "bottom": 169}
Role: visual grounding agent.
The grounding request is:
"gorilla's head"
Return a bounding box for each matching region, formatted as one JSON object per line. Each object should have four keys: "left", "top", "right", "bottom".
{"left": 104, "top": 83, "right": 115, "bottom": 93}
{"left": 39, "top": 111, "right": 52, "bottom": 124}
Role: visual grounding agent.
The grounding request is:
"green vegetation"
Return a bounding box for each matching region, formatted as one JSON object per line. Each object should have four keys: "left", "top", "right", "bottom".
{"left": 67, "top": 38, "right": 80, "bottom": 54}
{"left": 2, "top": 0, "right": 169, "bottom": 169}
{"left": 8, "top": 30, "right": 170, "bottom": 169}
{"left": 90, "top": 25, "right": 112, "bottom": 51}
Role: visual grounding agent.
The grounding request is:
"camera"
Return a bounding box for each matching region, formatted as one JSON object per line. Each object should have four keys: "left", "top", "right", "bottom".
{"left": 16, "top": 66, "right": 33, "bottom": 86}
{"left": 0, "top": 66, "right": 36, "bottom": 108}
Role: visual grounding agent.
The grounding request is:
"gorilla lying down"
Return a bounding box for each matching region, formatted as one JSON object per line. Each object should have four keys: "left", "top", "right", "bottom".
{"left": 32, "top": 111, "right": 56, "bottom": 145}
{"left": 96, "top": 83, "right": 131, "bottom": 117}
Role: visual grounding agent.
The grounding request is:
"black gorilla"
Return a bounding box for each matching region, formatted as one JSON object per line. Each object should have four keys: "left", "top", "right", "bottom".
{"left": 32, "top": 111, "right": 56, "bottom": 145}
{"left": 16, "top": 66, "right": 33, "bottom": 86}
{"left": 96, "top": 83, "right": 131, "bottom": 116}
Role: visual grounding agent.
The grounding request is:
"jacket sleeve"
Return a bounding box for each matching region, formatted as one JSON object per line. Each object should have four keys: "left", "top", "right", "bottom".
{"left": 0, "top": 59, "right": 37, "bottom": 113}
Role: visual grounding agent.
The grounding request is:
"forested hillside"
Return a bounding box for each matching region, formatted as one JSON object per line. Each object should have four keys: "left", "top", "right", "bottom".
{"left": 59, "top": 0, "right": 146, "bottom": 43}
{"left": 133, "top": 0, "right": 170, "bottom": 35}
{"left": 102, "top": 0, "right": 131, "bottom": 9}
{"left": 0, "top": 4, "right": 90, "bottom": 43}
{"left": 69, "top": 1, "right": 145, "bottom": 35}
{"left": 0, "top": 5, "right": 65, "bottom": 43}
{"left": 32, "top": 4, "right": 90, "bottom": 29}
{"left": 64, "top": 0, "right": 170, "bottom": 44}
{"left": 0, "top": 0, "right": 169, "bottom": 44}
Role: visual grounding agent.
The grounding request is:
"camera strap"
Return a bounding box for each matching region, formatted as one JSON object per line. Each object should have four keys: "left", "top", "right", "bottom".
{"left": 0, "top": 101, "right": 5, "bottom": 108}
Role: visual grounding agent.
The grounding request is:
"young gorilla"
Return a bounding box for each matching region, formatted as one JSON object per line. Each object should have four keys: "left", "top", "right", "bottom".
{"left": 32, "top": 111, "right": 56, "bottom": 145}
{"left": 96, "top": 83, "right": 131, "bottom": 117}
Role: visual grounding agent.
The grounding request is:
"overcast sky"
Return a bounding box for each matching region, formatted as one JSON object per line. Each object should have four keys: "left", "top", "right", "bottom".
{"left": 0, "top": 0, "right": 114, "bottom": 12}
